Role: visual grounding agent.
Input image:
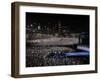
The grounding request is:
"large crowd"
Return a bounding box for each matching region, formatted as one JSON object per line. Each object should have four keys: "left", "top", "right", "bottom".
{"left": 26, "top": 46, "right": 89, "bottom": 67}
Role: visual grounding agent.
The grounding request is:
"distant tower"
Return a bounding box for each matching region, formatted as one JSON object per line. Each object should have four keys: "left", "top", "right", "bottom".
{"left": 58, "top": 21, "right": 62, "bottom": 36}
{"left": 38, "top": 23, "right": 41, "bottom": 30}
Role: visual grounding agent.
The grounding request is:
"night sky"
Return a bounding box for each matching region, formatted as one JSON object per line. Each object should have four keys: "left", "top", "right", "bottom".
{"left": 26, "top": 12, "right": 89, "bottom": 33}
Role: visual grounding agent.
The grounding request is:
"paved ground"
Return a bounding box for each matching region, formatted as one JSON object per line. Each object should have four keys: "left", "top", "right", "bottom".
{"left": 27, "top": 37, "right": 79, "bottom": 45}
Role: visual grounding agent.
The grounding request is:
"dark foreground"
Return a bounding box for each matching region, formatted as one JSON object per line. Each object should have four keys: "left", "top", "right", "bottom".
{"left": 26, "top": 46, "right": 89, "bottom": 67}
